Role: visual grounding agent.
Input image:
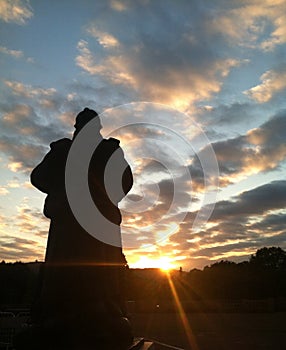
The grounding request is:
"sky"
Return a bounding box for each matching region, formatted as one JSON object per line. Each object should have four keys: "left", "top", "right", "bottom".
{"left": 0, "top": 0, "right": 286, "bottom": 270}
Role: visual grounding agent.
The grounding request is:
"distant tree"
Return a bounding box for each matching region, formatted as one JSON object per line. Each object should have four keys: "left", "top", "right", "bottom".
{"left": 250, "top": 247, "right": 286, "bottom": 270}
{"left": 209, "top": 260, "right": 236, "bottom": 269}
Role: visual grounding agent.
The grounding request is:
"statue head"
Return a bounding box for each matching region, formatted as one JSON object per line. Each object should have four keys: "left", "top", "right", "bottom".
{"left": 73, "top": 108, "right": 102, "bottom": 138}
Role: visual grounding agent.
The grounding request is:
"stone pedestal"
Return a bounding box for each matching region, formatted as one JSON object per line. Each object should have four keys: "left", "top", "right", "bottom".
{"left": 129, "top": 338, "right": 154, "bottom": 349}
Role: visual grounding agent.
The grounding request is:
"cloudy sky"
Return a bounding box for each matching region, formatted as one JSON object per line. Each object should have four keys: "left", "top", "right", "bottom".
{"left": 0, "top": 0, "right": 286, "bottom": 269}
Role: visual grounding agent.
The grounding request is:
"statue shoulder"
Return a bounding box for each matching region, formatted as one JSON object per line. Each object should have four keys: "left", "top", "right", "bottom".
{"left": 50, "top": 138, "right": 72, "bottom": 150}
{"left": 102, "top": 137, "right": 121, "bottom": 152}
{"left": 105, "top": 137, "right": 120, "bottom": 147}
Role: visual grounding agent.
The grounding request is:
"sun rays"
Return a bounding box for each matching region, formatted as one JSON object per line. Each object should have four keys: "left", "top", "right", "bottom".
{"left": 165, "top": 270, "right": 200, "bottom": 350}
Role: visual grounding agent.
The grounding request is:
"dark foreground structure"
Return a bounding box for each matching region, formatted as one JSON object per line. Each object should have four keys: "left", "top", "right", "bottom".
{"left": 14, "top": 108, "right": 135, "bottom": 350}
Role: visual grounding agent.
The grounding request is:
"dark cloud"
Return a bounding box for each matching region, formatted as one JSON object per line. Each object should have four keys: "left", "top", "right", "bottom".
{"left": 251, "top": 213, "right": 286, "bottom": 234}
{"left": 123, "top": 174, "right": 192, "bottom": 229}
{"left": 170, "top": 180, "right": 286, "bottom": 263}
{"left": 0, "top": 91, "right": 73, "bottom": 172}
{"left": 205, "top": 102, "right": 256, "bottom": 125}
{"left": 0, "top": 236, "right": 44, "bottom": 262}
{"left": 211, "top": 180, "right": 286, "bottom": 222}
{"left": 190, "top": 110, "right": 286, "bottom": 188}
{"left": 76, "top": 0, "right": 244, "bottom": 108}
{"left": 246, "top": 110, "right": 286, "bottom": 147}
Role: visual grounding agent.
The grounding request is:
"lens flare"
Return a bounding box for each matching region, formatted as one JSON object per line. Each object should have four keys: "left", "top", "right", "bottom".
{"left": 165, "top": 271, "right": 199, "bottom": 350}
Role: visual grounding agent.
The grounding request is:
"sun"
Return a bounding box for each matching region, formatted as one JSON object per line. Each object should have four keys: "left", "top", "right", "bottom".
{"left": 130, "top": 256, "right": 175, "bottom": 271}
{"left": 156, "top": 257, "right": 174, "bottom": 271}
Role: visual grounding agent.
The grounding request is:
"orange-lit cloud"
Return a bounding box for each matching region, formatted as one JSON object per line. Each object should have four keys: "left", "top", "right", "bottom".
{"left": 86, "top": 25, "right": 120, "bottom": 48}
{"left": 244, "top": 66, "right": 286, "bottom": 102}
{"left": 209, "top": 0, "right": 286, "bottom": 51}
{"left": 0, "top": 0, "right": 33, "bottom": 25}
{"left": 5, "top": 80, "right": 57, "bottom": 99}
{"left": 0, "top": 187, "right": 9, "bottom": 195}
{"left": 76, "top": 36, "right": 242, "bottom": 110}
{"left": 197, "top": 111, "right": 286, "bottom": 186}
{"left": 109, "top": 0, "right": 128, "bottom": 12}
{"left": 76, "top": 40, "right": 136, "bottom": 86}
{"left": 170, "top": 181, "right": 286, "bottom": 267}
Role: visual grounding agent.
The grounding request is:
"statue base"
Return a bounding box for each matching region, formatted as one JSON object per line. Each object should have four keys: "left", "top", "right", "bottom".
{"left": 14, "top": 317, "right": 134, "bottom": 350}
{"left": 129, "top": 338, "right": 154, "bottom": 349}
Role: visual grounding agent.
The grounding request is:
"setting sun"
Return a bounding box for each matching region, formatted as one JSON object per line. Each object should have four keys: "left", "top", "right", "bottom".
{"left": 130, "top": 256, "right": 176, "bottom": 271}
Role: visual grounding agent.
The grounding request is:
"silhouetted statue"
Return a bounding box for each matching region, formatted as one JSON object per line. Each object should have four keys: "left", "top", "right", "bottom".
{"left": 15, "top": 108, "right": 133, "bottom": 350}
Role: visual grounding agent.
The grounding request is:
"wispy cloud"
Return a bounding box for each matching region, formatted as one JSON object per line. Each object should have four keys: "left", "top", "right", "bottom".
{"left": 86, "top": 25, "right": 120, "bottom": 48}
{"left": 4, "top": 80, "right": 56, "bottom": 99}
{"left": 0, "top": 0, "right": 33, "bottom": 25}
{"left": 76, "top": 39, "right": 136, "bottom": 86}
{"left": 0, "top": 235, "right": 44, "bottom": 261}
{"left": 193, "top": 110, "right": 286, "bottom": 187}
{"left": 209, "top": 0, "right": 286, "bottom": 51}
{"left": 75, "top": 39, "right": 242, "bottom": 110}
{"left": 170, "top": 180, "right": 286, "bottom": 264}
{"left": 0, "top": 91, "right": 72, "bottom": 174}
{"left": 75, "top": 1, "right": 249, "bottom": 110}
{"left": 244, "top": 65, "right": 286, "bottom": 103}
{"left": 109, "top": 0, "right": 128, "bottom": 12}
{"left": 0, "top": 187, "right": 9, "bottom": 195}
{"left": 0, "top": 45, "right": 23, "bottom": 58}
{"left": 0, "top": 45, "right": 34, "bottom": 62}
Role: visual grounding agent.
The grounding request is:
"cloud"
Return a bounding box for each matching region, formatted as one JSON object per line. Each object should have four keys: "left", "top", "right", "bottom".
{"left": 0, "top": 235, "right": 44, "bottom": 261}
{"left": 170, "top": 180, "right": 286, "bottom": 263}
{"left": 76, "top": 39, "right": 136, "bottom": 86}
{"left": 102, "top": 105, "right": 285, "bottom": 255}
{"left": 0, "top": 137, "right": 45, "bottom": 173}
{"left": 7, "top": 177, "right": 21, "bottom": 188}
{"left": 109, "top": 0, "right": 128, "bottom": 12}
{"left": 0, "top": 0, "right": 33, "bottom": 25}
{"left": 0, "top": 187, "right": 9, "bottom": 195}
{"left": 0, "top": 45, "right": 23, "bottom": 58}
{"left": 0, "top": 45, "right": 34, "bottom": 62}
{"left": 191, "top": 110, "right": 286, "bottom": 187}
{"left": 210, "top": 180, "right": 286, "bottom": 222}
{"left": 0, "top": 77, "right": 120, "bottom": 176}
{"left": 16, "top": 206, "right": 48, "bottom": 235}
{"left": 73, "top": 0, "right": 286, "bottom": 110}
{"left": 0, "top": 203, "right": 48, "bottom": 262}
{"left": 251, "top": 213, "right": 286, "bottom": 235}
{"left": 246, "top": 110, "right": 286, "bottom": 146}
{"left": 75, "top": 1, "right": 247, "bottom": 110}
{"left": 4, "top": 80, "right": 56, "bottom": 99}
{"left": 199, "top": 102, "right": 258, "bottom": 127}
{"left": 76, "top": 37, "right": 241, "bottom": 109}
{"left": 86, "top": 25, "right": 120, "bottom": 48}
{"left": 3, "top": 81, "right": 61, "bottom": 112}
{"left": 209, "top": 0, "right": 286, "bottom": 51}
{"left": 0, "top": 100, "right": 70, "bottom": 173}
{"left": 244, "top": 65, "right": 286, "bottom": 103}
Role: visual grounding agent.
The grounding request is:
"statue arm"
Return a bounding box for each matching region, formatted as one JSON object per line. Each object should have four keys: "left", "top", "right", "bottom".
{"left": 30, "top": 138, "right": 71, "bottom": 194}
{"left": 30, "top": 150, "right": 54, "bottom": 193}
{"left": 122, "top": 162, "right": 133, "bottom": 195}
{"left": 108, "top": 138, "right": 133, "bottom": 195}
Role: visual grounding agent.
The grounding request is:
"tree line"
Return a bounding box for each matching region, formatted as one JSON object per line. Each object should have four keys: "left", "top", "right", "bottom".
{"left": 1, "top": 247, "right": 286, "bottom": 310}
